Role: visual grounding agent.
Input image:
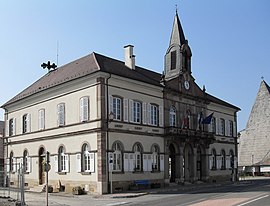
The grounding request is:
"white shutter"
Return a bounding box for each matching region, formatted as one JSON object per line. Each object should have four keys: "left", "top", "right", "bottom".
{"left": 90, "top": 153, "right": 95, "bottom": 173}
{"left": 226, "top": 156, "right": 230, "bottom": 169}
{"left": 109, "top": 95, "right": 113, "bottom": 115}
{"left": 143, "top": 154, "right": 148, "bottom": 171}
{"left": 159, "top": 106, "right": 163, "bottom": 127}
{"left": 13, "top": 118, "right": 16, "bottom": 135}
{"left": 209, "top": 157, "right": 213, "bottom": 170}
{"left": 39, "top": 109, "right": 45, "bottom": 130}
{"left": 27, "top": 114, "right": 31, "bottom": 133}
{"left": 123, "top": 99, "right": 129, "bottom": 122}
{"left": 225, "top": 120, "right": 229, "bottom": 136}
{"left": 54, "top": 155, "right": 58, "bottom": 172}
{"left": 76, "top": 153, "right": 81, "bottom": 172}
{"left": 80, "top": 97, "right": 89, "bottom": 122}
{"left": 65, "top": 155, "right": 69, "bottom": 172}
{"left": 129, "top": 153, "right": 135, "bottom": 171}
{"left": 143, "top": 102, "right": 147, "bottom": 125}
{"left": 124, "top": 153, "right": 129, "bottom": 172}
{"left": 6, "top": 158, "right": 10, "bottom": 173}
{"left": 57, "top": 104, "right": 65, "bottom": 126}
{"left": 160, "top": 154, "right": 164, "bottom": 171}
{"left": 147, "top": 103, "right": 151, "bottom": 125}
{"left": 20, "top": 158, "right": 23, "bottom": 169}
{"left": 129, "top": 99, "right": 134, "bottom": 122}
{"left": 27, "top": 157, "right": 31, "bottom": 173}
{"left": 234, "top": 157, "right": 238, "bottom": 169}
{"left": 216, "top": 118, "right": 219, "bottom": 135}
{"left": 217, "top": 157, "right": 221, "bottom": 169}
{"left": 12, "top": 157, "right": 17, "bottom": 172}
{"left": 233, "top": 121, "right": 237, "bottom": 137}
{"left": 147, "top": 154, "right": 152, "bottom": 171}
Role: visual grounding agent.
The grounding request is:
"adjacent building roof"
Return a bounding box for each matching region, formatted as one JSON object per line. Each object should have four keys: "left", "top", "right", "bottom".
{"left": 238, "top": 80, "right": 270, "bottom": 166}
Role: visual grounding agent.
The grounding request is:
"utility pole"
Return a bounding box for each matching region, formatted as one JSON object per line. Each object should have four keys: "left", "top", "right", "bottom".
{"left": 45, "top": 151, "right": 51, "bottom": 206}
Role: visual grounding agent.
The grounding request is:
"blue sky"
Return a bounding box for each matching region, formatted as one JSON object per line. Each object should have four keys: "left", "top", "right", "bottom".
{"left": 0, "top": 0, "right": 269, "bottom": 131}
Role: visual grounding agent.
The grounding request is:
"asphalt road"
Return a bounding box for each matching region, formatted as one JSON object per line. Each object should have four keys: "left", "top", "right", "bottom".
{"left": 1, "top": 178, "right": 270, "bottom": 206}
{"left": 126, "top": 179, "right": 270, "bottom": 206}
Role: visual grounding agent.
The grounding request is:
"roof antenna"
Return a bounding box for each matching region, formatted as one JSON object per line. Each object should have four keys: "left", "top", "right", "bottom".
{"left": 57, "top": 41, "right": 59, "bottom": 66}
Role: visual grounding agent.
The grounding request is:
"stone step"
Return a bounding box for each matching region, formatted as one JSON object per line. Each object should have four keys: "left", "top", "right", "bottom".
{"left": 28, "top": 184, "right": 46, "bottom": 193}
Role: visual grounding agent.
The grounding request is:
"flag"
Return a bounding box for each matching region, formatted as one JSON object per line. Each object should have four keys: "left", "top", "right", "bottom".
{"left": 202, "top": 113, "right": 213, "bottom": 124}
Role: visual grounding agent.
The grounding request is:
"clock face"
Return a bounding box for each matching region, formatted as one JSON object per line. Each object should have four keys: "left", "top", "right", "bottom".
{"left": 184, "top": 80, "right": 190, "bottom": 90}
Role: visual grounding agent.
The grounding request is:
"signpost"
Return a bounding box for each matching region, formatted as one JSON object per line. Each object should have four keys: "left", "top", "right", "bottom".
{"left": 109, "top": 155, "right": 113, "bottom": 194}
{"left": 45, "top": 151, "right": 50, "bottom": 206}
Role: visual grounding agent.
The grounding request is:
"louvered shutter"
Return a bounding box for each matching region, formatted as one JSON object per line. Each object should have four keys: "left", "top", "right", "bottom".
{"left": 216, "top": 118, "right": 219, "bottom": 135}
{"left": 27, "top": 114, "right": 31, "bottom": 133}
{"left": 27, "top": 157, "right": 31, "bottom": 173}
{"left": 12, "top": 157, "right": 16, "bottom": 172}
{"left": 234, "top": 157, "right": 237, "bottom": 169}
{"left": 90, "top": 153, "right": 95, "bottom": 173}
{"left": 39, "top": 109, "right": 45, "bottom": 130}
{"left": 209, "top": 157, "right": 213, "bottom": 170}
{"left": 109, "top": 95, "right": 113, "bottom": 115}
{"left": 76, "top": 153, "right": 81, "bottom": 172}
{"left": 233, "top": 121, "right": 237, "bottom": 137}
{"left": 123, "top": 99, "right": 129, "bottom": 122}
{"left": 225, "top": 120, "right": 229, "bottom": 136}
{"left": 124, "top": 153, "right": 129, "bottom": 172}
{"left": 160, "top": 154, "right": 164, "bottom": 171}
{"left": 226, "top": 156, "right": 230, "bottom": 169}
{"left": 147, "top": 154, "right": 152, "bottom": 171}
{"left": 13, "top": 118, "right": 16, "bottom": 135}
{"left": 57, "top": 104, "right": 65, "bottom": 126}
{"left": 6, "top": 121, "right": 9, "bottom": 137}
{"left": 159, "top": 106, "right": 163, "bottom": 127}
{"left": 143, "top": 154, "right": 148, "bottom": 171}
{"left": 54, "top": 155, "right": 58, "bottom": 172}
{"left": 129, "top": 153, "right": 135, "bottom": 171}
{"left": 147, "top": 103, "right": 151, "bottom": 125}
{"left": 129, "top": 100, "right": 134, "bottom": 122}
{"left": 108, "top": 152, "right": 113, "bottom": 172}
{"left": 65, "top": 155, "right": 69, "bottom": 172}
{"left": 80, "top": 97, "right": 89, "bottom": 122}
{"left": 143, "top": 102, "right": 147, "bottom": 124}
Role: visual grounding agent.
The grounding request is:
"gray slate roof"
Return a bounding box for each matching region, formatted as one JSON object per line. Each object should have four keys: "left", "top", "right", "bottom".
{"left": 238, "top": 80, "right": 270, "bottom": 166}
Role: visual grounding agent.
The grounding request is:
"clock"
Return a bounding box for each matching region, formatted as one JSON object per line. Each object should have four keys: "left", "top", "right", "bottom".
{"left": 184, "top": 80, "right": 190, "bottom": 90}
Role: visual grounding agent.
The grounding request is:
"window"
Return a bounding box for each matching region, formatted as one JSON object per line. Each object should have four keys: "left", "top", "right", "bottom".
{"left": 150, "top": 104, "right": 158, "bottom": 126}
{"left": 169, "top": 107, "right": 176, "bottom": 127}
{"left": 82, "top": 144, "right": 91, "bottom": 172}
{"left": 229, "top": 121, "right": 233, "bottom": 137}
{"left": 80, "top": 97, "right": 89, "bottom": 122}
{"left": 22, "top": 114, "right": 30, "bottom": 133}
{"left": 133, "top": 143, "right": 143, "bottom": 171}
{"left": 211, "top": 117, "right": 216, "bottom": 133}
{"left": 112, "top": 141, "right": 123, "bottom": 172}
{"left": 113, "top": 97, "right": 122, "bottom": 121}
{"left": 9, "top": 118, "right": 15, "bottom": 136}
{"left": 152, "top": 145, "right": 160, "bottom": 171}
{"left": 221, "top": 150, "right": 226, "bottom": 169}
{"left": 220, "top": 118, "right": 225, "bottom": 135}
{"left": 211, "top": 149, "right": 217, "bottom": 170}
{"left": 38, "top": 109, "right": 45, "bottom": 130}
{"left": 133, "top": 101, "right": 141, "bottom": 123}
{"left": 171, "top": 50, "right": 176, "bottom": 70}
{"left": 58, "top": 146, "right": 68, "bottom": 172}
{"left": 57, "top": 103, "right": 65, "bottom": 126}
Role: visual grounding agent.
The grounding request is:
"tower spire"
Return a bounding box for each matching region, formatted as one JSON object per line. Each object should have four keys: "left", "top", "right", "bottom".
{"left": 169, "top": 9, "right": 186, "bottom": 46}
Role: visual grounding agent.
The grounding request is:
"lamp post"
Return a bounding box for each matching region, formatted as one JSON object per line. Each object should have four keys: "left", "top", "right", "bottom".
{"left": 107, "top": 112, "right": 114, "bottom": 194}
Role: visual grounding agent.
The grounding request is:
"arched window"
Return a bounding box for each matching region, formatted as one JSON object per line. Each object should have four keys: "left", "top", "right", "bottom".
{"left": 169, "top": 107, "right": 176, "bottom": 127}
{"left": 221, "top": 150, "right": 226, "bottom": 169}
{"left": 112, "top": 141, "right": 123, "bottom": 172}
{"left": 152, "top": 145, "right": 160, "bottom": 171}
{"left": 133, "top": 143, "right": 143, "bottom": 171}
{"left": 58, "top": 146, "right": 68, "bottom": 172}
{"left": 211, "top": 149, "right": 217, "bottom": 170}
{"left": 82, "top": 143, "right": 91, "bottom": 172}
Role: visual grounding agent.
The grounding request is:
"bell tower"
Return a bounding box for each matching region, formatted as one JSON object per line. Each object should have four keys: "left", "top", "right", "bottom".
{"left": 164, "top": 11, "right": 192, "bottom": 81}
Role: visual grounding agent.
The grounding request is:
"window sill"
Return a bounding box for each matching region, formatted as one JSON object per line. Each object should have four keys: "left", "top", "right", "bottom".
{"left": 80, "top": 171, "right": 91, "bottom": 175}
{"left": 58, "top": 172, "right": 67, "bottom": 175}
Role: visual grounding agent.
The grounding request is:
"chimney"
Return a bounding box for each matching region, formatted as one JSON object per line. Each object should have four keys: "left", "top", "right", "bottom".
{"left": 124, "top": 45, "right": 135, "bottom": 70}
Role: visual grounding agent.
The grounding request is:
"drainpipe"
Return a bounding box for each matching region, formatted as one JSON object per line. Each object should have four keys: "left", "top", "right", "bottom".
{"left": 234, "top": 111, "right": 238, "bottom": 181}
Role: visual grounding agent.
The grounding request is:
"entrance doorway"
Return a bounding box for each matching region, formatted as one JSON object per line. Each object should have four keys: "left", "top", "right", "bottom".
{"left": 197, "top": 147, "right": 202, "bottom": 180}
{"left": 38, "top": 147, "right": 46, "bottom": 185}
{"left": 169, "top": 144, "right": 176, "bottom": 182}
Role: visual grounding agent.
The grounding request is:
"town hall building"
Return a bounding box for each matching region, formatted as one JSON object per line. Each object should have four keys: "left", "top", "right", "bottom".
{"left": 1, "top": 12, "right": 240, "bottom": 194}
